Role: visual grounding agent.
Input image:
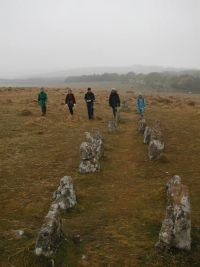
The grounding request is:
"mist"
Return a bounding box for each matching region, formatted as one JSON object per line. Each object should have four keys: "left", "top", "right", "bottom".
{"left": 0, "top": 0, "right": 199, "bottom": 78}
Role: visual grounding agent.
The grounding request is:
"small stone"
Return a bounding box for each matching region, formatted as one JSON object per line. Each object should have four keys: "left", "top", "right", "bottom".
{"left": 148, "top": 140, "right": 164, "bottom": 160}
{"left": 81, "top": 254, "right": 87, "bottom": 260}
{"left": 13, "top": 229, "right": 25, "bottom": 239}
{"left": 72, "top": 234, "right": 82, "bottom": 245}
{"left": 20, "top": 109, "right": 32, "bottom": 116}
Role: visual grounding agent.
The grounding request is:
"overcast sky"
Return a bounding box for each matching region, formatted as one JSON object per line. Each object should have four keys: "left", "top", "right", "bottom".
{"left": 0, "top": 0, "right": 199, "bottom": 78}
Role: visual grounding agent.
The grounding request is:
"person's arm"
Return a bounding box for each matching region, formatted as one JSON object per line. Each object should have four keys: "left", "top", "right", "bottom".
{"left": 38, "top": 94, "right": 40, "bottom": 102}
{"left": 73, "top": 95, "right": 76, "bottom": 104}
{"left": 143, "top": 98, "right": 146, "bottom": 107}
{"left": 117, "top": 95, "right": 120, "bottom": 107}
{"left": 65, "top": 95, "right": 68, "bottom": 104}
{"left": 92, "top": 93, "right": 95, "bottom": 102}
{"left": 136, "top": 98, "right": 139, "bottom": 107}
{"left": 109, "top": 94, "right": 112, "bottom": 106}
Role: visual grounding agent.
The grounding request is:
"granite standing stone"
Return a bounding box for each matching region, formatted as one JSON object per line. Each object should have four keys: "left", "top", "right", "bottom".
{"left": 79, "top": 131, "right": 103, "bottom": 173}
{"left": 35, "top": 204, "right": 63, "bottom": 257}
{"left": 156, "top": 175, "right": 191, "bottom": 251}
{"left": 52, "top": 176, "right": 76, "bottom": 211}
{"left": 138, "top": 117, "right": 147, "bottom": 134}
{"left": 143, "top": 126, "right": 152, "bottom": 144}
{"left": 148, "top": 120, "right": 164, "bottom": 160}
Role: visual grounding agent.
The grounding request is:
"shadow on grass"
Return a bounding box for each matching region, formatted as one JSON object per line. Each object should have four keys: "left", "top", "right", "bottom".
{"left": 138, "top": 224, "right": 200, "bottom": 266}
{"left": 10, "top": 238, "right": 83, "bottom": 267}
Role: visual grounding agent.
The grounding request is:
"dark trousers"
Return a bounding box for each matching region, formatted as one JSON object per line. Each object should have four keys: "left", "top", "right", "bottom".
{"left": 68, "top": 104, "right": 74, "bottom": 115}
{"left": 87, "top": 102, "right": 94, "bottom": 119}
{"left": 41, "top": 105, "right": 46, "bottom": 115}
{"left": 111, "top": 106, "right": 117, "bottom": 117}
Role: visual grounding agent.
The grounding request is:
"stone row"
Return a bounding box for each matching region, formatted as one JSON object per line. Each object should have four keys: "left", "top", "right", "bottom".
{"left": 138, "top": 117, "right": 164, "bottom": 160}
{"left": 138, "top": 117, "right": 191, "bottom": 251}
{"left": 35, "top": 176, "right": 76, "bottom": 257}
{"left": 156, "top": 175, "right": 191, "bottom": 251}
{"left": 79, "top": 131, "right": 104, "bottom": 173}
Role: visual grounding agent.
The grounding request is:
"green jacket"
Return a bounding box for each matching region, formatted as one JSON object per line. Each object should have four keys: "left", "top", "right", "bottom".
{"left": 38, "top": 91, "right": 47, "bottom": 107}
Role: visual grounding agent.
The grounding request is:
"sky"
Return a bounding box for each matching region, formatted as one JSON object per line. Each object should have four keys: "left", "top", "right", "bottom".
{"left": 0, "top": 0, "right": 199, "bottom": 78}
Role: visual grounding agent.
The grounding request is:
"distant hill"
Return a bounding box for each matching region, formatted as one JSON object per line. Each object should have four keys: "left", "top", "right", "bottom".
{"left": 0, "top": 65, "right": 199, "bottom": 87}
{"left": 31, "top": 65, "right": 193, "bottom": 77}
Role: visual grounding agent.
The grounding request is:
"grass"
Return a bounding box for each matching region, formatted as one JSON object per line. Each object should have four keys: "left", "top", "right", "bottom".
{"left": 0, "top": 88, "right": 200, "bottom": 266}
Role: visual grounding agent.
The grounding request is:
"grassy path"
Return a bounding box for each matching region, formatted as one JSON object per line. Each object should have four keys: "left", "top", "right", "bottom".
{"left": 53, "top": 111, "right": 166, "bottom": 266}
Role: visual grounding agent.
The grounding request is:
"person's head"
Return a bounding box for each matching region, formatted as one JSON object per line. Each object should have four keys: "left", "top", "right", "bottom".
{"left": 111, "top": 88, "right": 116, "bottom": 93}
{"left": 138, "top": 93, "right": 142, "bottom": 98}
{"left": 40, "top": 87, "right": 44, "bottom": 92}
{"left": 87, "top": 87, "right": 91, "bottom": 92}
{"left": 68, "top": 88, "right": 72, "bottom": 94}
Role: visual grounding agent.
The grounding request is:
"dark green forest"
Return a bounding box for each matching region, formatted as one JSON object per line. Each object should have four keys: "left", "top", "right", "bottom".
{"left": 66, "top": 70, "right": 200, "bottom": 92}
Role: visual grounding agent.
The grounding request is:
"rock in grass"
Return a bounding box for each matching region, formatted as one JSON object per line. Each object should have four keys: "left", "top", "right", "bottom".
{"left": 35, "top": 204, "right": 64, "bottom": 257}
{"left": 89, "top": 131, "right": 104, "bottom": 160}
{"left": 79, "top": 157, "right": 100, "bottom": 173}
{"left": 108, "top": 120, "right": 117, "bottom": 132}
{"left": 148, "top": 120, "right": 164, "bottom": 160}
{"left": 52, "top": 176, "right": 76, "bottom": 211}
{"left": 115, "top": 108, "right": 121, "bottom": 126}
{"left": 20, "top": 109, "right": 32, "bottom": 116}
{"left": 36, "top": 176, "right": 76, "bottom": 257}
{"left": 80, "top": 142, "right": 95, "bottom": 160}
{"left": 148, "top": 139, "right": 164, "bottom": 160}
{"left": 156, "top": 175, "right": 191, "bottom": 251}
{"left": 85, "top": 131, "right": 104, "bottom": 160}
{"left": 12, "top": 229, "right": 25, "bottom": 239}
{"left": 138, "top": 117, "right": 147, "bottom": 134}
{"left": 143, "top": 126, "right": 152, "bottom": 144}
{"left": 79, "top": 131, "right": 103, "bottom": 173}
{"left": 151, "top": 120, "right": 163, "bottom": 141}
{"left": 121, "top": 100, "right": 130, "bottom": 112}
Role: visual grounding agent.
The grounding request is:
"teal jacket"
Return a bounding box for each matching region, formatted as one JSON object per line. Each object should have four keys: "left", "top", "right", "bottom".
{"left": 38, "top": 91, "right": 47, "bottom": 107}
{"left": 136, "top": 96, "right": 145, "bottom": 113}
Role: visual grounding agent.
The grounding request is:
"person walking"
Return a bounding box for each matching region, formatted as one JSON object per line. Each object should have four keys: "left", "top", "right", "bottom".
{"left": 109, "top": 88, "right": 120, "bottom": 117}
{"left": 65, "top": 89, "right": 76, "bottom": 115}
{"left": 38, "top": 87, "right": 48, "bottom": 116}
{"left": 84, "top": 88, "right": 95, "bottom": 119}
{"left": 136, "top": 93, "right": 146, "bottom": 116}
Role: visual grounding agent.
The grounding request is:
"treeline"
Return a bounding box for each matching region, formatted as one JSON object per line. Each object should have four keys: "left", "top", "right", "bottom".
{"left": 66, "top": 71, "right": 200, "bottom": 92}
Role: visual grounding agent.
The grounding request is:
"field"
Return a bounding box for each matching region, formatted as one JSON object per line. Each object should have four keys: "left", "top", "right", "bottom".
{"left": 0, "top": 87, "right": 200, "bottom": 267}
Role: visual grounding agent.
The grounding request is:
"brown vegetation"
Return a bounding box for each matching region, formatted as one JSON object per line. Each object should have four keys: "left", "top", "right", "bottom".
{"left": 0, "top": 88, "right": 200, "bottom": 266}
